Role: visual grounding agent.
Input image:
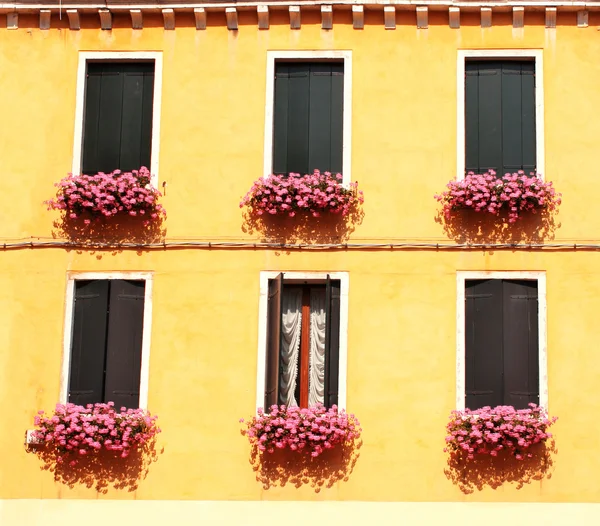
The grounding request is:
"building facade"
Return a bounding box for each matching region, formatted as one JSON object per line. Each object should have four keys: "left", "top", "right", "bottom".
{"left": 1, "top": 2, "right": 599, "bottom": 524}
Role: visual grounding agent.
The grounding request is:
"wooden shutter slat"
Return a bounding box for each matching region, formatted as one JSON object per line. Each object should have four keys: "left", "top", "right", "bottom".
{"left": 501, "top": 62, "right": 525, "bottom": 176}
{"left": 475, "top": 63, "right": 503, "bottom": 174}
{"left": 465, "top": 65, "right": 481, "bottom": 174}
{"left": 520, "top": 63, "right": 537, "bottom": 174}
{"left": 119, "top": 71, "right": 144, "bottom": 172}
{"left": 96, "top": 65, "right": 125, "bottom": 173}
{"left": 81, "top": 67, "right": 103, "bottom": 175}
{"left": 502, "top": 280, "right": 539, "bottom": 409}
{"left": 68, "top": 281, "right": 110, "bottom": 406}
{"left": 265, "top": 273, "right": 284, "bottom": 410}
{"left": 329, "top": 63, "right": 344, "bottom": 175}
{"left": 272, "top": 64, "right": 290, "bottom": 175}
{"left": 286, "top": 64, "right": 310, "bottom": 174}
{"left": 324, "top": 276, "right": 341, "bottom": 408}
{"left": 308, "top": 64, "right": 333, "bottom": 173}
{"left": 104, "top": 280, "right": 145, "bottom": 409}
{"left": 139, "top": 69, "right": 155, "bottom": 170}
{"left": 465, "top": 280, "right": 504, "bottom": 410}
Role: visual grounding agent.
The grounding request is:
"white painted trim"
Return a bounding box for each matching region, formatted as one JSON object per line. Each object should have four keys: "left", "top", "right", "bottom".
{"left": 71, "top": 52, "right": 163, "bottom": 188}
{"left": 59, "top": 272, "right": 154, "bottom": 410}
{"left": 255, "top": 271, "right": 349, "bottom": 410}
{"left": 263, "top": 50, "right": 353, "bottom": 185}
{"left": 456, "top": 49, "right": 545, "bottom": 181}
{"left": 455, "top": 271, "right": 548, "bottom": 412}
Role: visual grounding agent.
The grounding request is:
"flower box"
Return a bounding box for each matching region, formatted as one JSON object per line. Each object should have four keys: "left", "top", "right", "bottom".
{"left": 241, "top": 404, "right": 361, "bottom": 458}
{"left": 240, "top": 171, "right": 363, "bottom": 218}
{"left": 444, "top": 404, "right": 556, "bottom": 461}
{"left": 46, "top": 167, "right": 166, "bottom": 225}
{"left": 435, "top": 171, "right": 561, "bottom": 223}
{"left": 31, "top": 402, "right": 160, "bottom": 465}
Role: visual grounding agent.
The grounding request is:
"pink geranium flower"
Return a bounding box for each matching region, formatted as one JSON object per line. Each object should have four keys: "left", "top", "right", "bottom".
{"left": 444, "top": 404, "right": 557, "bottom": 461}
{"left": 31, "top": 402, "right": 160, "bottom": 465}
{"left": 240, "top": 171, "right": 363, "bottom": 217}
{"left": 241, "top": 404, "right": 361, "bottom": 457}
{"left": 45, "top": 167, "right": 166, "bottom": 224}
{"left": 435, "top": 170, "right": 561, "bottom": 223}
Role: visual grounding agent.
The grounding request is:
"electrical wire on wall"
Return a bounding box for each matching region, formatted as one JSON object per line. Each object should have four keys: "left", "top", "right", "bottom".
{"left": 0, "top": 237, "right": 599, "bottom": 251}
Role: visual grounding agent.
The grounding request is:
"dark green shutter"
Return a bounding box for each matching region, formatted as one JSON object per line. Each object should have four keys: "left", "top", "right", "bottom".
{"left": 285, "top": 64, "right": 310, "bottom": 175}
{"left": 104, "top": 280, "right": 145, "bottom": 409}
{"left": 82, "top": 62, "right": 154, "bottom": 175}
{"left": 68, "top": 281, "right": 110, "bottom": 406}
{"left": 502, "top": 280, "right": 539, "bottom": 409}
{"left": 324, "top": 276, "right": 341, "bottom": 408}
{"left": 272, "top": 65, "right": 291, "bottom": 175}
{"left": 465, "top": 280, "right": 504, "bottom": 410}
{"left": 265, "top": 273, "right": 284, "bottom": 410}
{"left": 272, "top": 62, "right": 343, "bottom": 175}
{"left": 517, "top": 62, "right": 536, "bottom": 174}
{"left": 465, "top": 61, "right": 536, "bottom": 176}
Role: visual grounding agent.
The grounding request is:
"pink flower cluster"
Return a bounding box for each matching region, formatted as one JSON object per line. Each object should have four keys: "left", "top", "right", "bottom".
{"left": 435, "top": 171, "right": 561, "bottom": 223}
{"left": 241, "top": 404, "right": 361, "bottom": 457}
{"left": 33, "top": 402, "right": 160, "bottom": 464}
{"left": 46, "top": 167, "right": 166, "bottom": 224}
{"left": 444, "top": 404, "right": 557, "bottom": 461}
{"left": 240, "top": 171, "right": 363, "bottom": 217}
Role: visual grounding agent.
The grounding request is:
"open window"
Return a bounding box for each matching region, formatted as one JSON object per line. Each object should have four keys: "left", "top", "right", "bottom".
{"left": 264, "top": 274, "right": 341, "bottom": 409}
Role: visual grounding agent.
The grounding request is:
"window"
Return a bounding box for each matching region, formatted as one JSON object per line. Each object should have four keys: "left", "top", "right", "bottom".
{"left": 458, "top": 50, "right": 544, "bottom": 180}
{"left": 272, "top": 62, "right": 344, "bottom": 176}
{"left": 264, "top": 274, "right": 341, "bottom": 409}
{"left": 67, "top": 279, "right": 146, "bottom": 409}
{"left": 79, "top": 61, "right": 155, "bottom": 175}
{"left": 465, "top": 60, "right": 536, "bottom": 176}
{"left": 464, "top": 279, "right": 539, "bottom": 410}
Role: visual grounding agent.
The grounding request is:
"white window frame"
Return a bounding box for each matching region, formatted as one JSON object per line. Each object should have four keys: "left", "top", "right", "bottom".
{"left": 456, "top": 49, "right": 545, "bottom": 181}
{"left": 263, "top": 50, "right": 353, "bottom": 184}
{"left": 256, "top": 271, "right": 349, "bottom": 410}
{"left": 59, "top": 272, "right": 154, "bottom": 410}
{"left": 72, "top": 52, "right": 163, "bottom": 187}
{"left": 456, "top": 271, "right": 548, "bottom": 411}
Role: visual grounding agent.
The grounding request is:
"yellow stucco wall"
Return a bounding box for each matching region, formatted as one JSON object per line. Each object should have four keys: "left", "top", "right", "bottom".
{"left": 1, "top": 10, "right": 600, "bottom": 506}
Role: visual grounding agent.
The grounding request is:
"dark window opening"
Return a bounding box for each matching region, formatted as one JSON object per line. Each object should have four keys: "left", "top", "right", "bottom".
{"left": 68, "top": 279, "right": 145, "bottom": 409}
{"left": 272, "top": 61, "right": 344, "bottom": 176}
{"left": 465, "top": 279, "right": 539, "bottom": 410}
{"left": 82, "top": 62, "right": 155, "bottom": 175}
{"left": 465, "top": 60, "right": 536, "bottom": 176}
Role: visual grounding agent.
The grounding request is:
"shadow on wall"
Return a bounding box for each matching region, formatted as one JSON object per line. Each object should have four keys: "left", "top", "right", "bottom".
{"left": 51, "top": 215, "right": 166, "bottom": 250}
{"left": 444, "top": 442, "right": 557, "bottom": 494}
{"left": 241, "top": 208, "right": 365, "bottom": 245}
{"left": 248, "top": 441, "right": 362, "bottom": 492}
{"left": 29, "top": 440, "right": 163, "bottom": 493}
{"left": 435, "top": 209, "right": 560, "bottom": 245}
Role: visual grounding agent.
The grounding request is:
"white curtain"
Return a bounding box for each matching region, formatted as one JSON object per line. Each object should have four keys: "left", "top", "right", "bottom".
{"left": 309, "top": 289, "right": 326, "bottom": 406}
{"left": 279, "top": 288, "right": 302, "bottom": 406}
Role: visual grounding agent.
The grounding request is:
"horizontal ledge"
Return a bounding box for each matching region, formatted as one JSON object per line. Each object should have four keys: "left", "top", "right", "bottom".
{"left": 2, "top": 1, "right": 595, "bottom": 29}
{"left": 3, "top": 1, "right": 600, "bottom": 10}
